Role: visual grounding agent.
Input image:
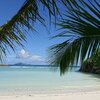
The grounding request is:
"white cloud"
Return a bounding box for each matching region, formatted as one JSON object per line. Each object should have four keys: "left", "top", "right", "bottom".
{"left": 17, "top": 49, "right": 29, "bottom": 59}
{"left": 16, "top": 49, "right": 45, "bottom": 62}
{"left": 31, "top": 55, "right": 44, "bottom": 62}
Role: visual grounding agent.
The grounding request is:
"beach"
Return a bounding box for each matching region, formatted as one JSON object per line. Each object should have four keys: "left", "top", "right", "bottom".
{"left": 0, "top": 91, "right": 100, "bottom": 100}
{"left": 1, "top": 0, "right": 100, "bottom": 99}
{"left": 0, "top": 66, "right": 100, "bottom": 100}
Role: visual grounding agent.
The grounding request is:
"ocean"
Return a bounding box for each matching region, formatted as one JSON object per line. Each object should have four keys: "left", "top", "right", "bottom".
{"left": 0, "top": 65, "right": 100, "bottom": 95}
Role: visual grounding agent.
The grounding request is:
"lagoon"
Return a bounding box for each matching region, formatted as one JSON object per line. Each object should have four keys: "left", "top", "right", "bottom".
{"left": 0, "top": 65, "right": 100, "bottom": 95}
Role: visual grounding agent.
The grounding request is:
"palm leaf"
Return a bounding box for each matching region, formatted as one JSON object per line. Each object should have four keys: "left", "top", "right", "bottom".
{"left": 50, "top": 0, "right": 100, "bottom": 74}
{"left": 0, "top": 0, "right": 60, "bottom": 60}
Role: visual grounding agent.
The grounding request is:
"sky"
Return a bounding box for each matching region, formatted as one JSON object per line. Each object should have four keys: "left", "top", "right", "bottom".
{"left": 0, "top": 0, "right": 99, "bottom": 65}
{"left": 0, "top": 0, "right": 65, "bottom": 65}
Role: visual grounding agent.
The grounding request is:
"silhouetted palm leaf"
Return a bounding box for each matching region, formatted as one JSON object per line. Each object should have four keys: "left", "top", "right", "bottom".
{"left": 0, "top": 0, "right": 60, "bottom": 60}
{"left": 50, "top": 0, "right": 100, "bottom": 74}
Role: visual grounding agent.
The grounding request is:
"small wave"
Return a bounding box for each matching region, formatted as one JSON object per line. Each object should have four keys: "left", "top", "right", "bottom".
{"left": 9, "top": 66, "right": 56, "bottom": 69}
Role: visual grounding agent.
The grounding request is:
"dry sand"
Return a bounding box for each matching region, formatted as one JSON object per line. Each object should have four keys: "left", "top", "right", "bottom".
{"left": 0, "top": 91, "right": 100, "bottom": 100}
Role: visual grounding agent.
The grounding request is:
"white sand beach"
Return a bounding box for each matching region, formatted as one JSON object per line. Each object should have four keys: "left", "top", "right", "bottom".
{"left": 0, "top": 91, "right": 100, "bottom": 100}
{"left": 0, "top": 67, "right": 100, "bottom": 100}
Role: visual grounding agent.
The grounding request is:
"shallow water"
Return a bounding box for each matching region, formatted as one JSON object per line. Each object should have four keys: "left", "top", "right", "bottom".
{"left": 0, "top": 66, "right": 100, "bottom": 94}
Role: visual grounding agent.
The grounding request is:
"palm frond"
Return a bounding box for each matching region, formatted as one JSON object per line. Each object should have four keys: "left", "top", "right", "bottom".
{"left": 0, "top": 0, "right": 61, "bottom": 60}
{"left": 50, "top": 0, "right": 100, "bottom": 74}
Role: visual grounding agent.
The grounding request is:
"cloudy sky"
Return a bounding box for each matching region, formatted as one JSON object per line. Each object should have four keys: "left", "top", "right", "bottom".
{"left": 0, "top": 0, "right": 64, "bottom": 65}
{"left": 5, "top": 49, "right": 45, "bottom": 65}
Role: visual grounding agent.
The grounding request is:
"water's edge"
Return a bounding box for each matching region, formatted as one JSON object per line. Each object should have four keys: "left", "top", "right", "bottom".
{"left": 0, "top": 66, "right": 100, "bottom": 95}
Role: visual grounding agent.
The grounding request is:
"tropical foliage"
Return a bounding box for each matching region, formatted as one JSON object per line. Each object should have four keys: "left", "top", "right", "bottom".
{"left": 50, "top": 0, "right": 100, "bottom": 74}
{"left": 80, "top": 49, "right": 100, "bottom": 73}
{"left": 89, "top": 50, "right": 100, "bottom": 67}
{"left": 0, "top": 0, "right": 100, "bottom": 74}
{"left": 0, "top": 0, "right": 60, "bottom": 60}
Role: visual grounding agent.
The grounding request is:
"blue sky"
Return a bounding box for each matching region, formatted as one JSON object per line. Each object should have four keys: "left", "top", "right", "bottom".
{"left": 0, "top": 0, "right": 65, "bottom": 65}
{"left": 0, "top": 0, "right": 98, "bottom": 65}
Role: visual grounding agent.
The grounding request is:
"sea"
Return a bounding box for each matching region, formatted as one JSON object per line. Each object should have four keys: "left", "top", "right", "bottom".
{"left": 0, "top": 65, "right": 100, "bottom": 95}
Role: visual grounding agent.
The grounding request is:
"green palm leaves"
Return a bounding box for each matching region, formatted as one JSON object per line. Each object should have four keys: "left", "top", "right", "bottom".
{"left": 0, "top": 0, "right": 100, "bottom": 74}
{"left": 0, "top": 0, "right": 60, "bottom": 60}
{"left": 50, "top": 0, "right": 100, "bottom": 74}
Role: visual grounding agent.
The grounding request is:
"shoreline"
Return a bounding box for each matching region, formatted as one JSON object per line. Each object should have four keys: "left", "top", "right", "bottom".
{"left": 0, "top": 66, "right": 100, "bottom": 99}
{"left": 0, "top": 87, "right": 100, "bottom": 96}
{"left": 0, "top": 90, "right": 100, "bottom": 100}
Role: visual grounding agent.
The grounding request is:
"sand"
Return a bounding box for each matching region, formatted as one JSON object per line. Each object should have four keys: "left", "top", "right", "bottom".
{"left": 0, "top": 91, "right": 100, "bottom": 100}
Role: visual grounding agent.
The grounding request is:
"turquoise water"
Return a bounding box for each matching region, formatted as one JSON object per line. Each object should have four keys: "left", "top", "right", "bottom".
{"left": 0, "top": 65, "right": 100, "bottom": 94}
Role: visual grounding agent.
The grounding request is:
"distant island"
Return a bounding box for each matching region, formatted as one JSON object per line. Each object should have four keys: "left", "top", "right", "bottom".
{"left": 0, "top": 63, "right": 55, "bottom": 67}
{"left": 0, "top": 63, "right": 28, "bottom": 66}
{"left": 11, "top": 63, "right": 30, "bottom": 66}
{"left": 0, "top": 64, "right": 8, "bottom": 66}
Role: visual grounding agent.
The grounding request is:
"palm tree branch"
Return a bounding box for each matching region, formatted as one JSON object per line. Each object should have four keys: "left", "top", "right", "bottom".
{"left": 0, "top": 0, "right": 60, "bottom": 60}
{"left": 50, "top": 0, "right": 100, "bottom": 73}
